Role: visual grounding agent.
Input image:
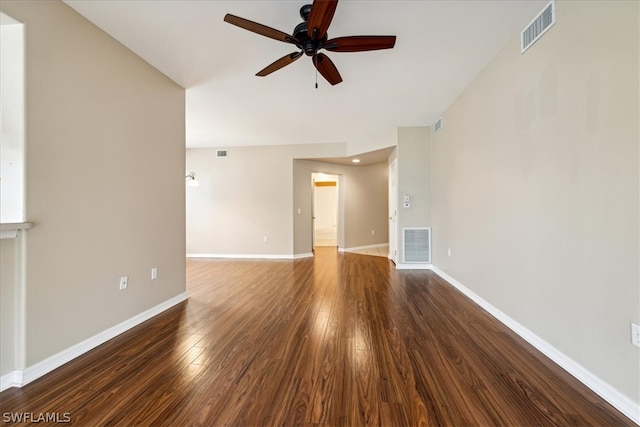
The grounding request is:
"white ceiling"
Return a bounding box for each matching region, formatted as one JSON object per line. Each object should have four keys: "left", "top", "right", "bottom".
{"left": 64, "top": 0, "right": 544, "bottom": 153}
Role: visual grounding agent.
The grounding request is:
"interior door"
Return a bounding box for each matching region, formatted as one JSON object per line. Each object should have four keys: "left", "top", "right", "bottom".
{"left": 388, "top": 159, "right": 397, "bottom": 263}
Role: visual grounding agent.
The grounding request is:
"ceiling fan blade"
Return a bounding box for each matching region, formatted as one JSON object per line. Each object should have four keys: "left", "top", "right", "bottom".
{"left": 325, "top": 36, "right": 397, "bottom": 52}
{"left": 307, "top": 0, "right": 338, "bottom": 41}
{"left": 314, "top": 53, "right": 342, "bottom": 86}
{"left": 256, "top": 52, "right": 303, "bottom": 76}
{"left": 224, "top": 14, "right": 298, "bottom": 45}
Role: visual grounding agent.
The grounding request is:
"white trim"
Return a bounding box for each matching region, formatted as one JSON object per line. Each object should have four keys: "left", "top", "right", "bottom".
{"left": 0, "top": 230, "right": 17, "bottom": 239}
{"left": 186, "top": 253, "right": 295, "bottom": 260}
{"left": 0, "top": 292, "right": 189, "bottom": 392}
{"left": 0, "top": 222, "right": 32, "bottom": 231}
{"left": 0, "top": 370, "right": 22, "bottom": 390}
{"left": 342, "top": 243, "right": 388, "bottom": 253}
{"left": 395, "top": 263, "right": 432, "bottom": 270}
{"left": 16, "top": 230, "right": 27, "bottom": 372}
{"left": 1, "top": 224, "right": 32, "bottom": 239}
{"left": 293, "top": 252, "right": 313, "bottom": 259}
{"left": 430, "top": 266, "right": 640, "bottom": 425}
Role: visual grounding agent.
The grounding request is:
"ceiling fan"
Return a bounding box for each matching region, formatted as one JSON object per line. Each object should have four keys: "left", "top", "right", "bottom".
{"left": 223, "top": 0, "right": 396, "bottom": 86}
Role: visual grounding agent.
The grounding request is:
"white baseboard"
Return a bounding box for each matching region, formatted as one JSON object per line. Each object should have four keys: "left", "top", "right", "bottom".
{"left": 187, "top": 253, "right": 316, "bottom": 260}
{"left": 430, "top": 266, "right": 640, "bottom": 425}
{"left": 0, "top": 370, "right": 22, "bottom": 391}
{"left": 293, "top": 253, "right": 313, "bottom": 259}
{"left": 187, "top": 253, "right": 294, "bottom": 260}
{"left": 341, "top": 243, "right": 388, "bottom": 253}
{"left": 0, "top": 292, "right": 189, "bottom": 392}
{"left": 395, "top": 263, "right": 432, "bottom": 270}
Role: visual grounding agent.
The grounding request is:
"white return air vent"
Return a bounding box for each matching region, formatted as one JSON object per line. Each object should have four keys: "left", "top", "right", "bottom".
{"left": 216, "top": 149, "right": 228, "bottom": 158}
{"left": 403, "top": 227, "right": 431, "bottom": 263}
{"left": 521, "top": 0, "right": 555, "bottom": 53}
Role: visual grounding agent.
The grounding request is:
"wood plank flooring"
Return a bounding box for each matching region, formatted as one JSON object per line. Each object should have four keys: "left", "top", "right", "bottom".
{"left": 0, "top": 247, "right": 633, "bottom": 426}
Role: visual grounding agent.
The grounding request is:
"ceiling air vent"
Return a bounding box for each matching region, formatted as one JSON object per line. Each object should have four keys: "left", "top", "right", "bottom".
{"left": 521, "top": 0, "right": 555, "bottom": 53}
{"left": 403, "top": 227, "right": 431, "bottom": 263}
{"left": 433, "top": 117, "right": 442, "bottom": 134}
{"left": 216, "top": 149, "right": 228, "bottom": 158}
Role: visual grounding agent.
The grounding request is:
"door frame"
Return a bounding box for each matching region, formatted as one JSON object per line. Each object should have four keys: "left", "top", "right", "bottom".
{"left": 388, "top": 158, "right": 398, "bottom": 263}
{"left": 311, "top": 172, "right": 343, "bottom": 252}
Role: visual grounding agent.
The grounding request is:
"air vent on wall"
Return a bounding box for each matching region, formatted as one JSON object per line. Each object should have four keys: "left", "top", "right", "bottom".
{"left": 434, "top": 117, "right": 442, "bottom": 134}
{"left": 521, "top": 0, "right": 555, "bottom": 53}
{"left": 403, "top": 227, "right": 431, "bottom": 263}
{"left": 216, "top": 149, "right": 228, "bottom": 158}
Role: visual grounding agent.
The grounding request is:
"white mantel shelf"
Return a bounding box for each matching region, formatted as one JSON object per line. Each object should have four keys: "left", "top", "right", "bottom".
{"left": 1, "top": 222, "right": 33, "bottom": 239}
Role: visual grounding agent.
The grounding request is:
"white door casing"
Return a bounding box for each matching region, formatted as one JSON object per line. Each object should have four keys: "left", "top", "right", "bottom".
{"left": 388, "top": 159, "right": 398, "bottom": 263}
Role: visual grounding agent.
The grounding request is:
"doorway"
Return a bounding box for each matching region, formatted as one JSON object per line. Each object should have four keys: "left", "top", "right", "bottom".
{"left": 312, "top": 173, "right": 339, "bottom": 248}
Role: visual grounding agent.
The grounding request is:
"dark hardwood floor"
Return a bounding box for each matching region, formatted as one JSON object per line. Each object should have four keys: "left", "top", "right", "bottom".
{"left": 0, "top": 247, "right": 632, "bottom": 426}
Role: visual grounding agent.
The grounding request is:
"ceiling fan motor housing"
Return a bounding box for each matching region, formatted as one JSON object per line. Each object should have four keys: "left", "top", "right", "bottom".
{"left": 293, "top": 21, "right": 328, "bottom": 56}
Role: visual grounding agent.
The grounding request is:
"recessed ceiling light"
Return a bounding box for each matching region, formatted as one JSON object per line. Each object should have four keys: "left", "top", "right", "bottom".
{"left": 352, "top": 159, "right": 360, "bottom": 163}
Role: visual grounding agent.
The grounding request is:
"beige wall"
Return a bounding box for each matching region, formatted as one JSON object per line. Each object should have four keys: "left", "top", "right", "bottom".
{"left": 396, "top": 127, "right": 432, "bottom": 264}
{"left": 293, "top": 160, "right": 389, "bottom": 255}
{"left": 0, "top": 0, "right": 186, "bottom": 368}
{"left": 186, "top": 144, "right": 347, "bottom": 257}
{"left": 342, "top": 162, "right": 389, "bottom": 251}
{"left": 186, "top": 144, "right": 388, "bottom": 257}
{"left": 431, "top": 0, "right": 639, "bottom": 404}
{"left": 186, "top": 145, "right": 296, "bottom": 256}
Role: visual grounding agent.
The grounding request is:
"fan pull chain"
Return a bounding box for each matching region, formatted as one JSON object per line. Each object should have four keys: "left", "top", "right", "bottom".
{"left": 314, "top": 55, "right": 318, "bottom": 89}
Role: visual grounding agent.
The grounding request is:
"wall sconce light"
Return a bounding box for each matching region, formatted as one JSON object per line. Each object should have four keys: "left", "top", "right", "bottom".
{"left": 185, "top": 172, "right": 199, "bottom": 187}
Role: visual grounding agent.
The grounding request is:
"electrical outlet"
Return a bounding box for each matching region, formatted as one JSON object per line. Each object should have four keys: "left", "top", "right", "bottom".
{"left": 447, "top": 248, "right": 452, "bottom": 257}
{"left": 263, "top": 236, "right": 268, "bottom": 243}
{"left": 632, "top": 323, "right": 640, "bottom": 348}
{"left": 119, "top": 276, "right": 128, "bottom": 290}
{"left": 151, "top": 267, "right": 158, "bottom": 280}
{"left": 371, "top": 229, "right": 375, "bottom": 235}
